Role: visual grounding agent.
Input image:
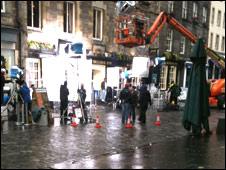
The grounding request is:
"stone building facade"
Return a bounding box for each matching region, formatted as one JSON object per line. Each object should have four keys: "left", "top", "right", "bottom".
{"left": 157, "top": 1, "right": 210, "bottom": 90}
{"left": 208, "top": 1, "right": 225, "bottom": 80}
{"left": 1, "top": 1, "right": 27, "bottom": 78}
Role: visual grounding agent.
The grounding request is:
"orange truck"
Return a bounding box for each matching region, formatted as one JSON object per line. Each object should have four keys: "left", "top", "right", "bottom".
{"left": 115, "top": 1, "right": 225, "bottom": 108}
{"left": 209, "top": 79, "right": 225, "bottom": 108}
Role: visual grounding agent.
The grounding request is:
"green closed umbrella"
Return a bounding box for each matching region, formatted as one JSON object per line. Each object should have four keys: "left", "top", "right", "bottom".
{"left": 182, "top": 38, "right": 210, "bottom": 136}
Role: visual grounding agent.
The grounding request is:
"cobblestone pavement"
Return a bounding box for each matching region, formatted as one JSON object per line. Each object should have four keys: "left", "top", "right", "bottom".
{"left": 1, "top": 105, "right": 225, "bottom": 169}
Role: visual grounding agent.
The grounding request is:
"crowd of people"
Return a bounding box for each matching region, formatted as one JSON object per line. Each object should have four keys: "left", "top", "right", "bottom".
{"left": 119, "top": 82, "right": 152, "bottom": 124}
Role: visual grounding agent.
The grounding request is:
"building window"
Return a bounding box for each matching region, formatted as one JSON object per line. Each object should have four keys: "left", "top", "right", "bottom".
{"left": 182, "top": 1, "right": 187, "bottom": 19}
{"left": 1, "top": 1, "right": 5, "bottom": 13}
{"left": 93, "top": 8, "right": 103, "bottom": 40}
{"left": 27, "top": 1, "right": 41, "bottom": 29}
{"left": 223, "top": 13, "right": 225, "bottom": 28}
{"left": 26, "top": 58, "right": 41, "bottom": 88}
{"left": 180, "top": 37, "right": 186, "bottom": 54}
{"left": 217, "top": 10, "right": 221, "bottom": 27}
{"left": 166, "top": 30, "right": 173, "bottom": 51}
{"left": 168, "top": 66, "right": 177, "bottom": 86}
{"left": 215, "top": 34, "right": 219, "bottom": 51}
{"left": 210, "top": 33, "right": 213, "bottom": 49}
{"left": 64, "top": 2, "right": 74, "bottom": 33}
{"left": 202, "top": 7, "right": 207, "bottom": 23}
{"left": 160, "top": 65, "right": 168, "bottom": 90}
{"left": 168, "top": 1, "right": 174, "bottom": 14}
{"left": 211, "top": 7, "right": 215, "bottom": 25}
{"left": 193, "top": 2, "right": 198, "bottom": 18}
{"left": 221, "top": 36, "right": 225, "bottom": 52}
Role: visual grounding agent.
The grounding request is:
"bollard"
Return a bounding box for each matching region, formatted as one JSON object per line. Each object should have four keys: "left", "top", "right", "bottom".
{"left": 24, "top": 103, "right": 30, "bottom": 126}
{"left": 16, "top": 102, "right": 21, "bottom": 125}
{"left": 21, "top": 103, "right": 25, "bottom": 125}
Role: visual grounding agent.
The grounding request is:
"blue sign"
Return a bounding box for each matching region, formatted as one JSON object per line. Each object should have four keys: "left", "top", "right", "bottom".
{"left": 71, "top": 43, "right": 83, "bottom": 54}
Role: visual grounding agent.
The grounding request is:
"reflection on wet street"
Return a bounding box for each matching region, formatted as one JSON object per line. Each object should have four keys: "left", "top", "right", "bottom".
{"left": 1, "top": 107, "right": 225, "bottom": 169}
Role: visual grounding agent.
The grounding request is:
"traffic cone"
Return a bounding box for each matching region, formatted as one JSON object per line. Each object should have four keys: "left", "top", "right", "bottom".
{"left": 95, "top": 115, "right": 102, "bottom": 128}
{"left": 71, "top": 114, "right": 78, "bottom": 127}
{"left": 125, "top": 115, "right": 133, "bottom": 128}
{"left": 154, "top": 114, "right": 161, "bottom": 126}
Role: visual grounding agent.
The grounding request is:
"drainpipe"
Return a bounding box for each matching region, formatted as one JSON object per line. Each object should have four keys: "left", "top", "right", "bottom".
{"left": 16, "top": 1, "right": 22, "bottom": 67}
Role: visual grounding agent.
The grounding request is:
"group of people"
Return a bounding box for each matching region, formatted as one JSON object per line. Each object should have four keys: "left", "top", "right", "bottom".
{"left": 119, "top": 82, "right": 152, "bottom": 124}
{"left": 60, "top": 81, "right": 88, "bottom": 124}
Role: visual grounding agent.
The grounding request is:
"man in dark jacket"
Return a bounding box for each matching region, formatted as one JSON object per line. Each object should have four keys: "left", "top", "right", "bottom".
{"left": 138, "top": 84, "right": 151, "bottom": 123}
{"left": 119, "top": 83, "right": 132, "bottom": 124}
{"left": 77, "top": 84, "right": 88, "bottom": 123}
{"left": 60, "top": 81, "right": 69, "bottom": 124}
{"left": 130, "top": 86, "right": 138, "bottom": 124}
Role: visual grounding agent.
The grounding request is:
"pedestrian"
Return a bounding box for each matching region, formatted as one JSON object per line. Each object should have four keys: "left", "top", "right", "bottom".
{"left": 19, "top": 80, "right": 32, "bottom": 123}
{"left": 138, "top": 84, "right": 151, "bottom": 124}
{"left": 167, "top": 81, "right": 181, "bottom": 105}
{"left": 100, "top": 78, "right": 107, "bottom": 102}
{"left": 1, "top": 69, "right": 6, "bottom": 105}
{"left": 119, "top": 83, "right": 132, "bottom": 124}
{"left": 60, "top": 81, "right": 69, "bottom": 124}
{"left": 129, "top": 86, "right": 138, "bottom": 124}
{"left": 77, "top": 84, "right": 88, "bottom": 123}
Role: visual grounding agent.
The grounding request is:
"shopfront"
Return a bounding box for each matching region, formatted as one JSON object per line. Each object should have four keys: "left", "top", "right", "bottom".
{"left": 1, "top": 27, "right": 19, "bottom": 80}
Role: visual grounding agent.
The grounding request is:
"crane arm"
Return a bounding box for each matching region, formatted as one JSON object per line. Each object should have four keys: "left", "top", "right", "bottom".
{"left": 146, "top": 11, "right": 225, "bottom": 69}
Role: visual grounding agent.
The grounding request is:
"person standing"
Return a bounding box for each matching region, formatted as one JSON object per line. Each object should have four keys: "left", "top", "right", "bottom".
{"left": 119, "top": 83, "right": 132, "bottom": 124}
{"left": 167, "top": 81, "right": 181, "bottom": 105}
{"left": 60, "top": 81, "right": 69, "bottom": 124}
{"left": 19, "top": 80, "right": 32, "bottom": 124}
{"left": 138, "top": 84, "right": 151, "bottom": 124}
{"left": 100, "top": 78, "right": 107, "bottom": 102}
{"left": 130, "top": 86, "right": 138, "bottom": 124}
{"left": 77, "top": 84, "right": 88, "bottom": 123}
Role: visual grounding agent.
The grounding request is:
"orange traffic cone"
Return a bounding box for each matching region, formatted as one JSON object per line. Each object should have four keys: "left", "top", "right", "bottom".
{"left": 125, "top": 115, "right": 133, "bottom": 128}
{"left": 154, "top": 114, "right": 161, "bottom": 126}
{"left": 71, "top": 114, "right": 78, "bottom": 127}
{"left": 95, "top": 115, "right": 102, "bottom": 128}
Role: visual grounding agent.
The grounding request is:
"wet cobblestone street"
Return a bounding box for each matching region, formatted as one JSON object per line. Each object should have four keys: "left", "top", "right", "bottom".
{"left": 1, "top": 106, "right": 225, "bottom": 169}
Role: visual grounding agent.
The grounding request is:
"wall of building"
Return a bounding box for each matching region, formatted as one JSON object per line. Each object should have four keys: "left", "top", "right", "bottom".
{"left": 208, "top": 1, "right": 225, "bottom": 54}
{"left": 157, "top": 1, "right": 210, "bottom": 89}
{"left": 1, "top": 1, "right": 27, "bottom": 77}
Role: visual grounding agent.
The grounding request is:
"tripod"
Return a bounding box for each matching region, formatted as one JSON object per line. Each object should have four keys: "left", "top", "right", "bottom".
{"left": 1, "top": 79, "right": 28, "bottom": 125}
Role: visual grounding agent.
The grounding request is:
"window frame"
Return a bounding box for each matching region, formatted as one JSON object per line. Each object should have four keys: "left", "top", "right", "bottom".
{"left": 202, "top": 7, "right": 207, "bottom": 23}
{"left": 182, "top": 1, "right": 187, "bottom": 19}
{"left": 210, "top": 33, "right": 213, "bottom": 49}
{"left": 168, "top": 1, "right": 174, "bottom": 14}
{"left": 166, "top": 30, "right": 173, "bottom": 52}
{"left": 211, "top": 7, "right": 215, "bottom": 25}
{"left": 93, "top": 7, "right": 103, "bottom": 41}
{"left": 63, "top": 1, "right": 74, "bottom": 33}
{"left": 223, "top": 12, "right": 225, "bottom": 28}
{"left": 215, "top": 34, "right": 219, "bottom": 51}
{"left": 217, "top": 10, "right": 221, "bottom": 27}
{"left": 160, "top": 65, "right": 168, "bottom": 90}
{"left": 27, "top": 1, "right": 42, "bottom": 31}
{"left": 179, "top": 37, "right": 186, "bottom": 54}
{"left": 192, "top": 2, "right": 198, "bottom": 18}
{"left": 168, "top": 65, "right": 177, "bottom": 86}
{"left": 1, "top": 1, "right": 5, "bottom": 13}
{"left": 221, "top": 36, "right": 225, "bottom": 52}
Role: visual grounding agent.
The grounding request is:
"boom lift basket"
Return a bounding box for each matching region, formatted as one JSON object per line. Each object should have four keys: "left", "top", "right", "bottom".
{"left": 114, "top": 14, "right": 149, "bottom": 47}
